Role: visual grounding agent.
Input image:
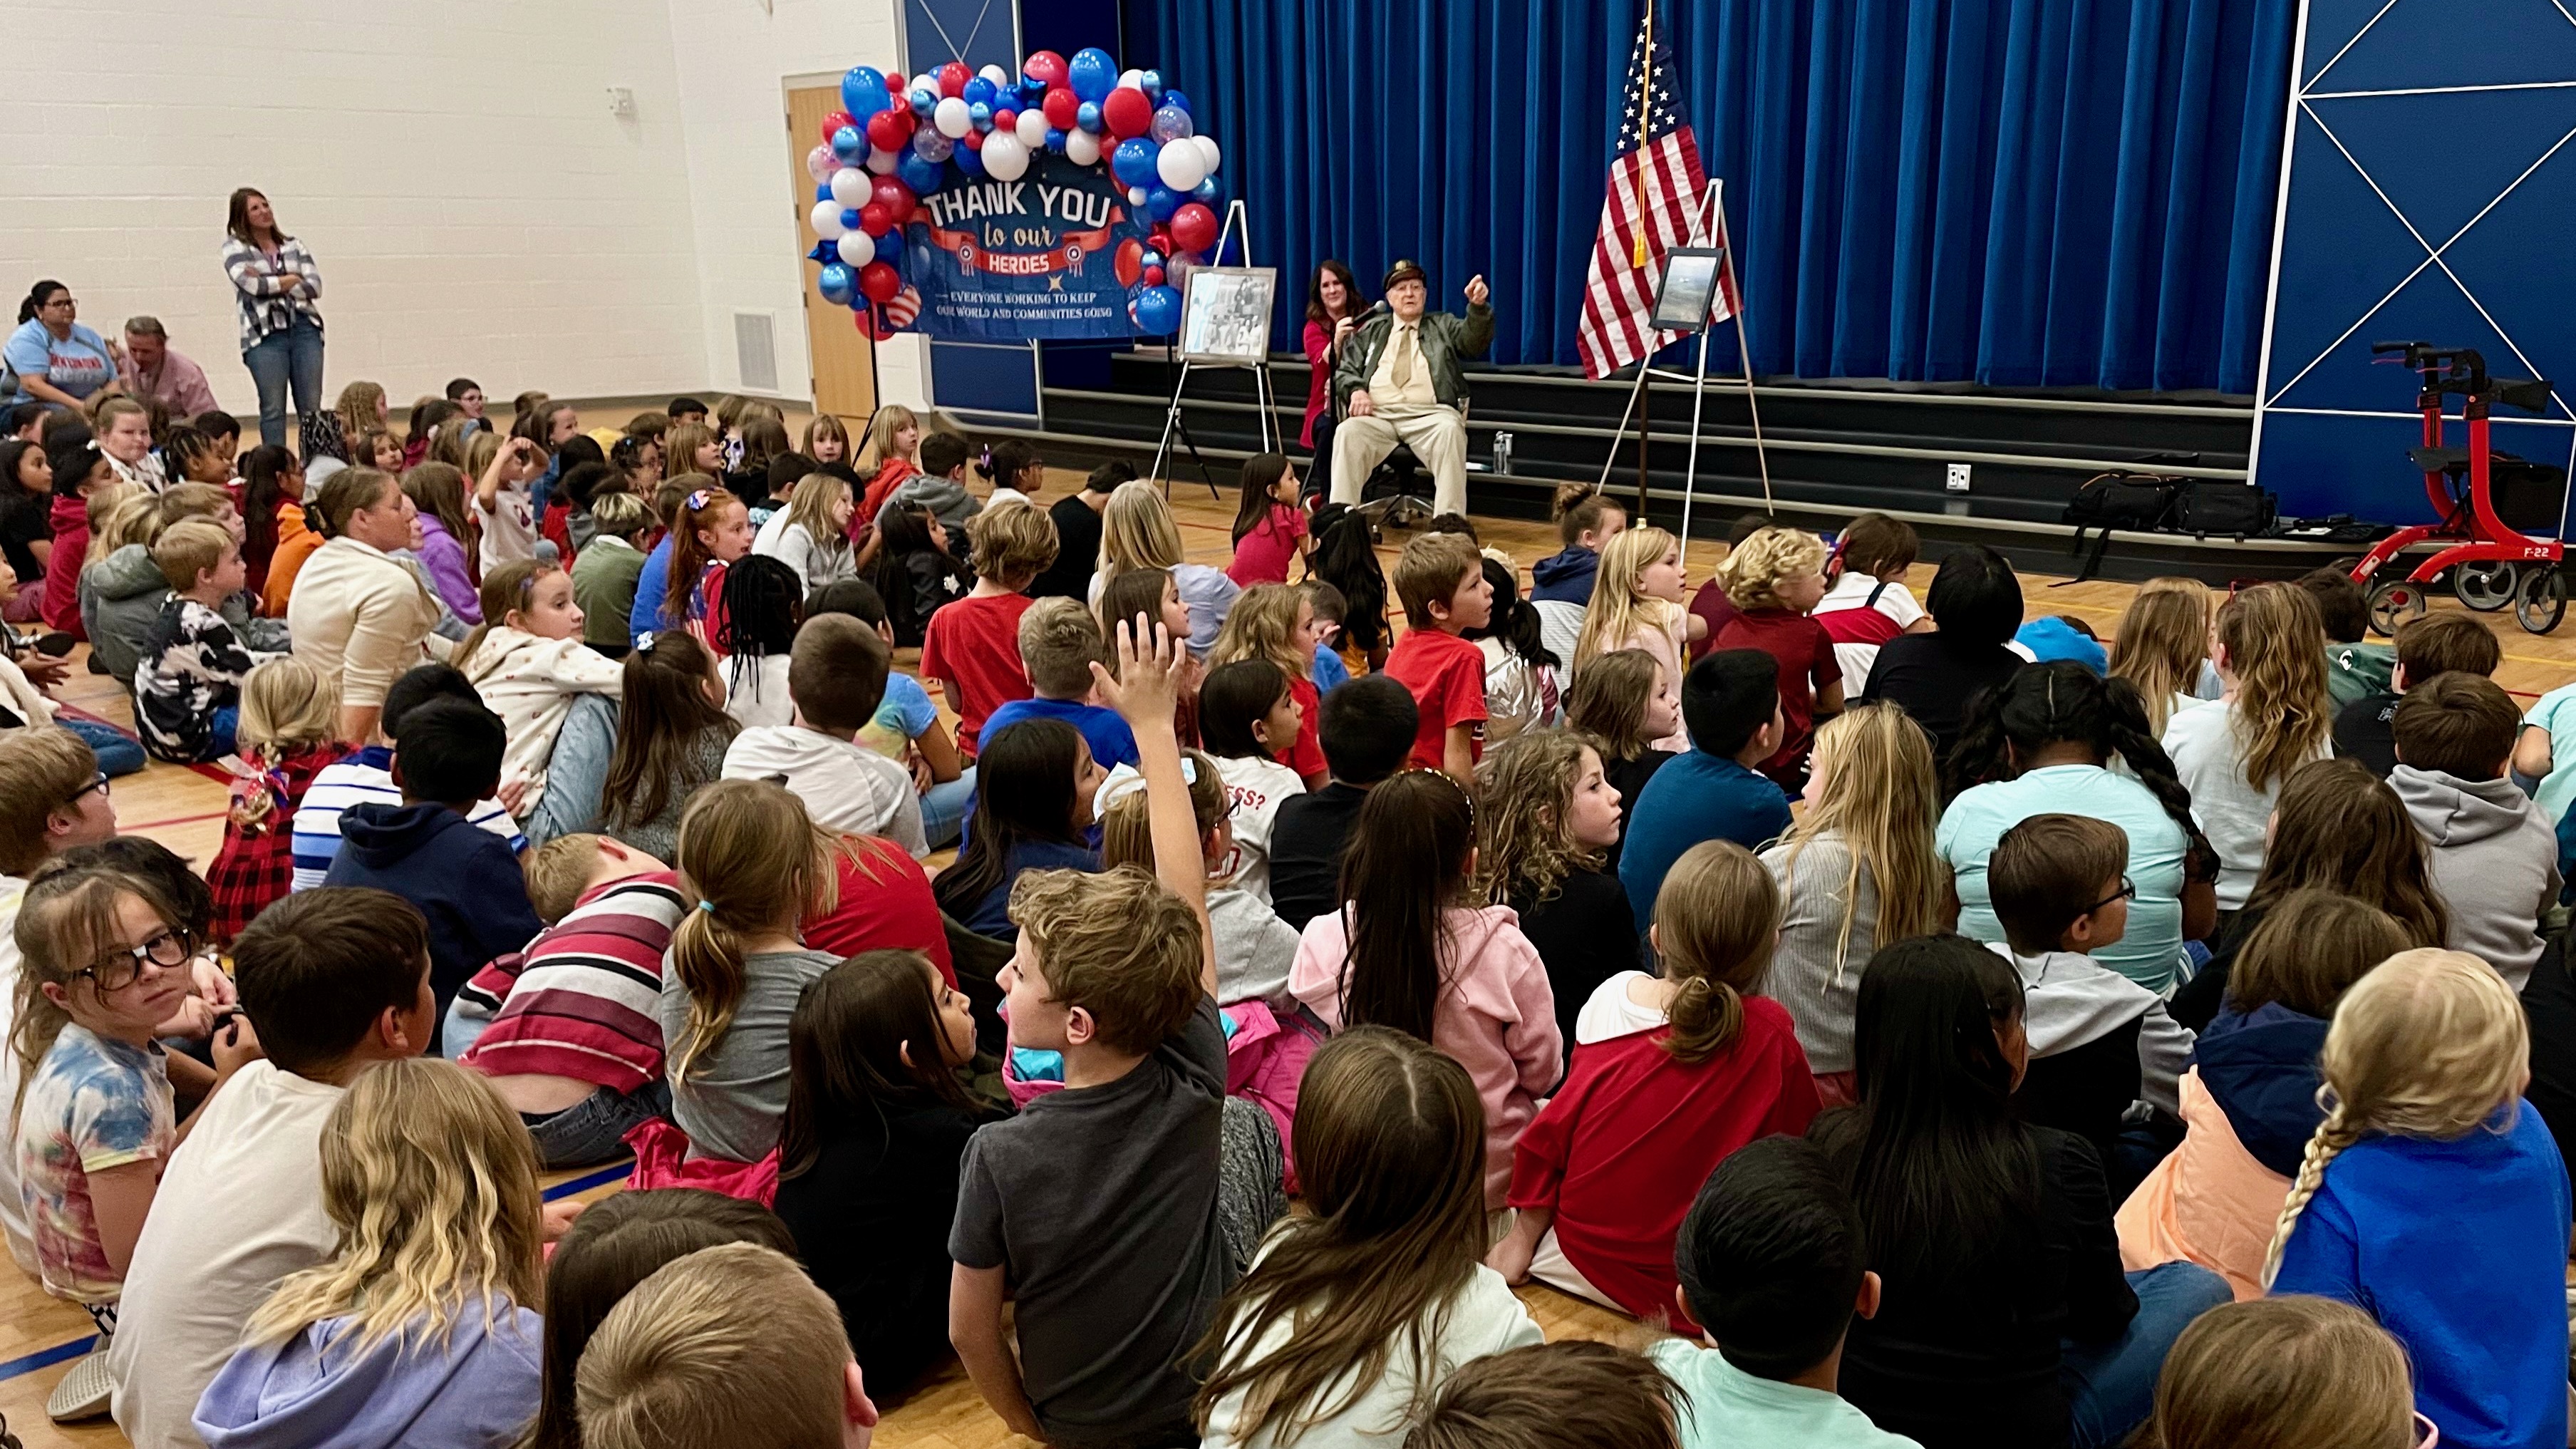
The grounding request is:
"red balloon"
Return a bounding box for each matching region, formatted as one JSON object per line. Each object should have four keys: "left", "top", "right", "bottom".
{"left": 1101, "top": 87, "right": 1153, "bottom": 140}
{"left": 884, "top": 71, "right": 907, "bottom": 97}
{"left": 819, "top": 110, "right": 854, "bottom": 145}
{"left": 961, "top": 129, "right": 986, "bottom": 151}
{"left": 865, "top": 110, "right": 910, "bottom": 153}
{"left": 938, "top": 62, "right": 971, "bottom": 98}
{"left": 1024, "top": 50, "right": 1068, "bottom": 88}
{"left": 858, "top": 202, "right": 892, "bottom": 237}
{"left": 859, "top": 262, "right": 902, "bottom": 303}
{"left": 993, "top": 108, "right": 1017, "bottom": 133}
{"left": 1169, "top": 202, "right": 1219, "bottom": 253}
{"left": 1042, "top": 86, "right": 1080, "bottom": 130}
{"left": 871, "top": 176, "right": 916, "bottom": 225}
{"left": 1113, "top": 237, "right": 1144, "bottom": 287}
{"left": 1142, "top": 264, "right": 1166, "bottom": 287}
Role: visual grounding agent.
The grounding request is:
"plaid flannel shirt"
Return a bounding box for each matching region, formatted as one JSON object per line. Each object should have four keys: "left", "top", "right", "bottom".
{"left": 220, "top": 235, "right": 324, "bottom": 351}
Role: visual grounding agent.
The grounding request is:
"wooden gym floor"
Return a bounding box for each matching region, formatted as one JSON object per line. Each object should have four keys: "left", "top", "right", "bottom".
{"left": 7, "top": 465, "right": 2576, "bottom": 1448}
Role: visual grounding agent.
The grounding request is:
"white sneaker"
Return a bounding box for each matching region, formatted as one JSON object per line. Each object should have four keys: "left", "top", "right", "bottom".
{"left": 45, "top": 1349, "right": 111, "bottom": 1423}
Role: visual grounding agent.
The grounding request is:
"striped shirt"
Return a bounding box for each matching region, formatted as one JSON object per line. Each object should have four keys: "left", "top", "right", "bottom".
{"left": 220, "top": 234, "right": 324, "bottom": 351}
{"left": 458, "top": 872, "right": 686, "bottom": 1093}
{"left": 288, "top": 746, "right": 522, "bottom": 891}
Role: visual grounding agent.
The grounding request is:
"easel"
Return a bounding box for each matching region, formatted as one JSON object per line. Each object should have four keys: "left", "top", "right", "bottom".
{"left": 1590, "top": 180, "right": 1773, "bottom": 571}
{"left": 1149, "top": 198, "right": 1275, "bottom": 500}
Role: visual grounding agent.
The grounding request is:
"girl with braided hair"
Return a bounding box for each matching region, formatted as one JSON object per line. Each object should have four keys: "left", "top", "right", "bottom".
{"left": 1939, "top": 661, "right": 2219, "bottom": 993}
{"left": 2265, "top": 949, "right": 2569, "bottom": 1449}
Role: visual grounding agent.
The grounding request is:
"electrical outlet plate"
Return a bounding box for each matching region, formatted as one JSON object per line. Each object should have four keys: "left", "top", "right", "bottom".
{"left": 1945, "top": 462, "right": 1972, "bottom": 493}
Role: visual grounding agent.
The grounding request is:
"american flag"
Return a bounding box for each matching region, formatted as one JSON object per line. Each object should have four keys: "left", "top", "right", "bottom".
{"left": 1576, "top": 11, "right": 1727, "bottom": 380}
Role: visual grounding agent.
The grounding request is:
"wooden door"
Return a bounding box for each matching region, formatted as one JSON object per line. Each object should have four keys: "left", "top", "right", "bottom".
{"left": 787, "top": 84, "right": 879, "bottom": 426}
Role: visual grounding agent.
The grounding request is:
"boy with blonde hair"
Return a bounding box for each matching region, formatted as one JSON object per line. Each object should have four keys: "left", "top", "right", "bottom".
{"left": 920, "top": 497, "right": 1060, "bottom": 756}
{"left": 1381, "top": 530, "right": 1491, "bottom": 783}
{"left": 134, "top": 517, "right": 287, "bottom": 762}
{"left": 978, "top": 595, "right": 1139, "bottom": 770}
{"left": 576, "top": 1242, "right": 881, "bottom": 1449}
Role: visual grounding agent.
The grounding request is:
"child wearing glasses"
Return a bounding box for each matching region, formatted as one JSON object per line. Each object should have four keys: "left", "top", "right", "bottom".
{"left": 9, "top": 860, "right": 258, "bottom": 1417}
{"left": 1985, "top": 814, "right": 2193, "bottom": 1200}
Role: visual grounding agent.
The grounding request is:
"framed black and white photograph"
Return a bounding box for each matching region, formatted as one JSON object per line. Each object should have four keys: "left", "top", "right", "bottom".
{"left": 1181, "top": 267, "right": 1278, "bottom": 366}
{"left": 1652, "top": 248, "right": 1725, "bottom": 333}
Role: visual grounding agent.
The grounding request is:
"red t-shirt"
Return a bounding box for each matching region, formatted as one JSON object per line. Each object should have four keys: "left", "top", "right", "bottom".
{"left": 1507, "top": 995, "right": 1819, "bottom": 1329}
{"left": 1714, "top": 607, "right": 1841, "bottom": 787}
{"left": 1384, "top": 625, "right": 1488, "bottom": 771}
{"left": 1225, "top": 505, "right": 1308, "bottom": 587}
{"left": 919, "top": 591, "right": 1034, "bottom": 756}
{"left": 1686, "top": 579, "right": 1737, "bottom": 662}
{"left": 802, "top": 836, "right": 954, "bottom": 983}
{"left": 1283, "top": 674, "right": 1328, "bottom": 780}
{"left": 692, "top": 560, "right": 732, "bottom": 655}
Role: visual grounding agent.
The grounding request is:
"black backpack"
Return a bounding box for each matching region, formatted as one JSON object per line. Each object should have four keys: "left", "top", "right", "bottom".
{"left": 2064, "top": 473, "right": 2180, "bottom": 582}
{"left": 2172, "top": 480, "right": 2278, "bottom": 540}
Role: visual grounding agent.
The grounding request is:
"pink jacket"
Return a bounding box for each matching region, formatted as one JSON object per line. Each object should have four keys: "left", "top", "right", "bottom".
{"left": 1290, "top": 904, "right": 1563, "bottom": 1207}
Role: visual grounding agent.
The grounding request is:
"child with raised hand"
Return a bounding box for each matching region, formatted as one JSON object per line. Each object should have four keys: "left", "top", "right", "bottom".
{"left": 1575, "top": 525, "right": 1693, "bottom": 753}
{"left": 921, "top": 498, "right": 1057, "bottom": 756}
{"left": 929, "top": 718, "right": 1105, "bottom": 940}
{"left": 1196, "top": 1026, "right": 1541, "bottom": 1448}
{"left": 1653, "top": 1136, "right": 1920, "bottom": 1449}
{"left": 2161, "top": 582, "right": 2334, "bottom": 914}
{"left": 2118, "top": 891, "right": 2409, "bottom": 1300}
{"left": 2389, "top": 672, "right": 2560, "bottom": 989}
{"left": 2134, "top": 1296, "right": 2423, "bottom": 1449}
{"left": 1290, "top": 768, "right": 1561, "bottom": 1209}
{"left": 2107, "top": 578, "right": 2215, "bottom": 736}
{"left": 470, "top": 432, "right": 549, "bottom": 571}
{"left": 1474, "top": 728, "right": 1632, "bottom": 1055}
{"left": 2264, "top": 949, "right": 2570, "bottom": 1449}
{"left": 205, "top": 657, "right": 349, "bottom": 944}
{"left": 1224, "top": 453, "right": 1309, "bottom": 587}
{"left": 656, "top": 778, "right": 842, "bottom": 1164}
{"left": 133, "top": 517, "right": 288, "bottom": 763}
{"left": 455, "top": 557, "right": 625, "bottom": 844}
{"left": 1712, "top": 525, "right": 1842, "bottom": 788}
{"left": 193, "top": 1059, "right": 547, "bottom": 1449}
{"left": 1812, "top": 517, "right": 1930, "bottom": 693}
{"left": 1099, "top": 745, "right": 1300, "bottom": 1011}
{"left": 713, "top": 553, "right": 803, "bottom": 728}
{"left": 1495, "top": 840, "right": 1819, "bottom": 1322}
{"left": 948, "top": 609, "right": 1251, "bottom": 1449}
{"left": 775, "top": 949, "right": 994, "bottom": 1398}
{"left": 1199, "top": 659, "right": 1310, "bottom": 908}
{"left": 1762, "top": 704, "right": 1949, "bottom": 1105}
{"left": 1210, "top": 582, "right": 1330, "bottom": 786}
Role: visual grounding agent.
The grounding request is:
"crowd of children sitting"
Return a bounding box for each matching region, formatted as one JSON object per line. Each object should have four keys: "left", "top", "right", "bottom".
{"left": 4, "top": 380, "right": 2574, "bottom": 1449}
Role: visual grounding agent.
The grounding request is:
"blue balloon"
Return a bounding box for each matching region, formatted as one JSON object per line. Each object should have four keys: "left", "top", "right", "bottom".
{"left": 1068, "top": 47, "right": 1117, "bottom": 102}
{"left": 1145, "top": 185, "right": 1183, "bottom": 222}
{"left": 909, "top": 87, "right": 937, "bottom": 118}
{"left": 814, "top": 182, "right": 832, "bottom": 202}
{"left": 1141, "top": 70, "right": 1164, "bottom": 98}
{"left": 1191, "top": 174, "right": 1226, "bottom": 208}
{"left": 1139, "top": 247, "right": 1165, "bottom": 271}
{"left": 841, "top": 208, "right": 864, "bottom": 232}
{"left": 842, "top": 66, "right": 889, "bottom": 119}
{"left": 968, "top": 100, "right": 993, "bottom": 130}
{"left": 897, "top": 152, "right": 944, "bottom": 195}
{"left": 954, "top": 140, "right": 988, "bottom": 178}
{"left": 1076, "top": 101, "right": 1102, "bottom": 134}
{"left": 1111, "top": 137, "right": 1160, "bottom": 187}
{"left": 818, "top": 262, "right": 856, "bottom": 306}
{"left": 808, "top": 240, "right": 836, "bottom": 264}
{"left": 1162, "top": 88, "right": 1193, "bottom": 118}
{"left": 963, "top": 76, "right": 997, "bottom": 106}
{"left": 1045, "top": 126, "right": 1069, "bottom": 153}
{"left": 1134, "top": 284, "right": 1182, "bottom": 334}
{"left": 831, "top": 125, "right": 866, "bottom": 163}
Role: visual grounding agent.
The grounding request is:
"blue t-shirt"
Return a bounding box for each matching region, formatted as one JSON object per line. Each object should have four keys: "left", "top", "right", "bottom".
{"left": 629, "top": 535, "right": 676, "bottom": 646}
{"left": 5, "top": 320, "right": 116, "bottom": 403}
{"left": 1937, "top": 763, "right": 2192, "bottom": 992}
{"left": 1310, "top": 641, "right": 1350, "bottom": 692}
{"left": 981, "top": 696, "right": 1139, "bottom": 770}
{"left": 873, "top": 671, "right": 940, "bottom": 742}
{"left": 2272, "top": 1105, "right": 2572, "bottom": 1449}
{"left": 2014, "top": 617, "right": 2108, "bottom": 675}
{"left": 1618, "top": 752, "right": 1794, "bottom": 925}
{"left": 966, "top": 839, "right": 1101, "bottom": 939}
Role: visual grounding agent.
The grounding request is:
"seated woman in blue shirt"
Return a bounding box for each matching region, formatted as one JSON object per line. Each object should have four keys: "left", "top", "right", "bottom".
{"left": 6, "top": 281, "right": 120, "bottom": 410}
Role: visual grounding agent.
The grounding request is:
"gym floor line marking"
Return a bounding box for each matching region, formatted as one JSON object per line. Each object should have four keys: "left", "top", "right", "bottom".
{"left": 0, "top": 1160, "right": 633, "bottom": 1385}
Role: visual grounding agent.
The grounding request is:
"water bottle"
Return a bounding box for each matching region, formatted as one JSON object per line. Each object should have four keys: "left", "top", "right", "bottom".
{"left": 1491, "top": 430, "right": 1514, "bottom": 477}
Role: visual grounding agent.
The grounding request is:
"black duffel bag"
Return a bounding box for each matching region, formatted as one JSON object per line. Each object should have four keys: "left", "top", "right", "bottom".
{"left": 2172, "top": 480, "right": 2277, "bottom": 540}
{"left": 2064, "top": 473, "right": 2179, "bottom": 581}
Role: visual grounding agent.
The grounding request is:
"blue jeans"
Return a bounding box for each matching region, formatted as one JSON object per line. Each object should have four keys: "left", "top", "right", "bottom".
{"left": 525, "top": 693, "right": 616, "bottom": 847}
{"left": 524, "top": 1080, "right": 670, "bottom": 1169}
{"left": 207, "top": 706, "right": 238, "bottom": 760}
{"left": 2059, "top": 1262, "right": 2233, "bottom": 1448}
{"left": 922, "top": 766, "right": 977, "bottom": 849}
{"left": 242, "top": 320, "right": 324, "bottom": 448}
{"left": 62, "top": 716, "right": 144, "bottom": 778}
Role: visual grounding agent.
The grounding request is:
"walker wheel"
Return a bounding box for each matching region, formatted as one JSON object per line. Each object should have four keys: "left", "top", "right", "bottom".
{"left": 2453, "top": 560, "right": 2519, "bottom": 612}
{"left": 2367, "top": 577, "right": 2430, "bottom": 636}
{"left": 2515, "top": 566, "right": 2567, "bottom": 634}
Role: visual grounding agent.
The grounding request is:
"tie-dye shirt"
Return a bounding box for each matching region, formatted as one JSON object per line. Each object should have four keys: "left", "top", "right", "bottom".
{"left": 14, "top": 1022, "right": 172, "bottom": 1304}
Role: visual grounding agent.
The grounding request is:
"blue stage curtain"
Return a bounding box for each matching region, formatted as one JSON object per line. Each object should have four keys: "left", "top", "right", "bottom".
{"left": 1122, "top": 0, "right": 2295, "bottom": 393}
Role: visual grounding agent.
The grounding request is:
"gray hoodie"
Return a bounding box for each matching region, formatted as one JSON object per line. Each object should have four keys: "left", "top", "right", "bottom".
{"left": 82, "top": 542, "right": 289, "bottom": 685}
{"left": 2390, "top": 763, "right": 2560, "bottom": 990}
{"left": 1995, "top": 943, "right": 2193, "bottom": 1116}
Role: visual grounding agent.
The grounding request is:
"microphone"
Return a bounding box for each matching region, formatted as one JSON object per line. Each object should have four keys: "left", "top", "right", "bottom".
{"left": 1364, "top": 299, "right": 1391, "bottom": 319}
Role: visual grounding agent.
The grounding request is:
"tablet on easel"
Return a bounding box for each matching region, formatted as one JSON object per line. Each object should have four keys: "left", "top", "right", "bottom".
{"left": 1652, "top": 248, "right": 1725, "bottom": 334}
{"left": 1180, "top": 267, "right": 1278, "bottom": 366}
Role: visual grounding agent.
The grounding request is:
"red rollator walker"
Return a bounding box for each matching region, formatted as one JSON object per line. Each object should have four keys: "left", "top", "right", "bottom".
{"left": 2351, "top": 341, "right": 2567, "bottom": 636}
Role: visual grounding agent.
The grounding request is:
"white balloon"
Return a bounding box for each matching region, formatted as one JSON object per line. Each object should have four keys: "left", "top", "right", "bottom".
{"left": 1118, "top": 68, "right": 1145, "bottom": 91}
{"left": 1015, "top": 108, "right": 1050, "bottom": 148}
{"left": 1128, "top": 185, "right": 1149, "bottom": 205}
{"left": 836, "top": 231, "right": 874, "bottom": 266}
{"left": 866, "top": 145, "right": 901, "bottom": 175}
{"left": 805, "top": 145, "right": 836, "bottom": 182}
{"left": 933, "top": 96, "right": 973, "bottom": 139}
{"left": 981, "top": 63, "right": 1010, "bottom": 88}
{"left": 1065, "top": 128, "right": 1102, "bottom": 167}
{"left": 810, "top": 200, "right": 848, "bottom": 239}
{"left": 1194, "top": 135, "right": 1221, "bottom": 174}
{"left": 1155, "top": 140, "right": 1208, "bottom": 191}
{"left": 829, "top": 168, "right": 870, "bottom": 207}
{"left": 983, "top": 133, "right": 1031, "bottom": 182}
